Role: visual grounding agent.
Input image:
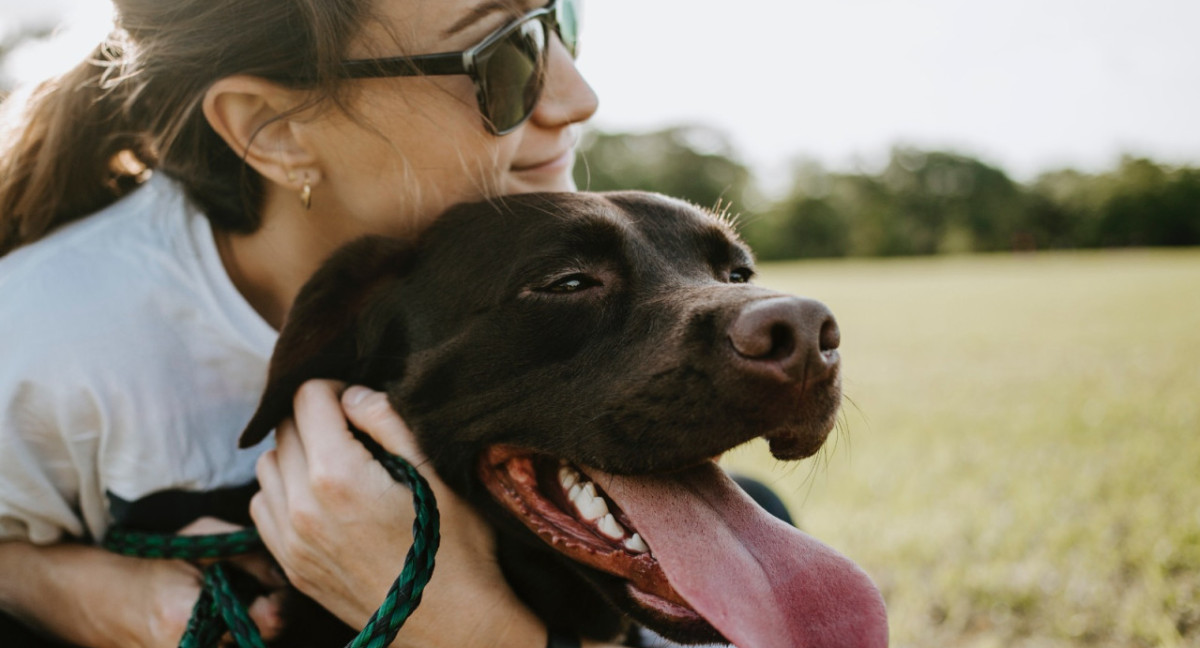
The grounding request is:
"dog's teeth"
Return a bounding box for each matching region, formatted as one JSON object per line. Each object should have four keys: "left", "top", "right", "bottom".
{"left": 598, "top": 514, "right": 625, "bottom": 540}
{"left": 577, "top": 495, "right": 608, "bottom": 521}
{"left": 568, "top": 484, "right": 583, "bottom": 501}
{"left": 573, "top": 483, "right": 609, "bottom": 521}
{"left": 624, "top": 533, "right": 649, "bottom": 554}
{"left": 558, "top": 466, "right": 579, "bottom": 491}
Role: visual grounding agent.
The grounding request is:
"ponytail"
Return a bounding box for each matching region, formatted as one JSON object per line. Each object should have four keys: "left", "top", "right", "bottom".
{"left": 0, "top": 39, "right": 153, "bottom": 256}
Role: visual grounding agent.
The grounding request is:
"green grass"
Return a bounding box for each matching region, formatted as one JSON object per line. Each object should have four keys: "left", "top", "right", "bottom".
{"left": 720, "top": 249, "right": 1200, "bottom": 648}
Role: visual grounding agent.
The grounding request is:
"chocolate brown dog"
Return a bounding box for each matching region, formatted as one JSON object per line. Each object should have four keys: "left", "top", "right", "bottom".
{"left": 240, "top": 191, "right": 887, "bottom": 647}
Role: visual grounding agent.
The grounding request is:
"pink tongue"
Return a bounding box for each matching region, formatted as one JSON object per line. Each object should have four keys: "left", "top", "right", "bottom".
{"left": 593, "top": 463, "right": 888, "bottom": 648}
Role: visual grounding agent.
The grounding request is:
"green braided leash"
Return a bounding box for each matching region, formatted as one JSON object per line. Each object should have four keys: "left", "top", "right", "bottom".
{"left": 345, "top": 426, "right": 440, "bottom": 648}
{"left": 102, "top": 426, "right": 439, "bottom": 648}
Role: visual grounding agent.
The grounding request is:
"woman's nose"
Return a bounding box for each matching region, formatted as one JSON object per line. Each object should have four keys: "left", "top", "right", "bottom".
{"left": 530, "top": 37, "right": 599, "bottom": 129}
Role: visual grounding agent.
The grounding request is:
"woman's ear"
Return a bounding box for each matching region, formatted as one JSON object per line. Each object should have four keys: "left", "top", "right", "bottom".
{"left": 202, "top": 75, "right": 318, "bottom": 188}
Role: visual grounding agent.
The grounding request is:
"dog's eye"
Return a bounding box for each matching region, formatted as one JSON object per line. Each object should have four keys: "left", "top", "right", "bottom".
{"left": 540, "top": 273, "right": 602, "bottom": 294}
{"left": 729, "top": 267, "right": 755, "bottom": 284}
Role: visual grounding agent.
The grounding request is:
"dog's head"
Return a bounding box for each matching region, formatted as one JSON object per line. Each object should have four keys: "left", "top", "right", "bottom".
{"left": 241, "top": 192, "right": 887, "bottom": 647}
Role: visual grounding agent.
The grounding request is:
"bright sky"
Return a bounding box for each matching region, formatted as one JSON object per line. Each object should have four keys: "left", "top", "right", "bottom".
{"left": 3, "top": 0, "right": 1199, "bottom": 188}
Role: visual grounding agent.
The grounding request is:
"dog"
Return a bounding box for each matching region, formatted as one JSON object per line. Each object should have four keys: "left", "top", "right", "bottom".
{"left": 240, "top": 191, "right": 888, "bottom": 648}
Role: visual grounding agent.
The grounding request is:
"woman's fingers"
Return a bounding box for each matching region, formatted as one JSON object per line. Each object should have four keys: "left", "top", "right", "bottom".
{"left": 253, "top": 420, "right": 327, "bottom": 591}
{"left": 246, "top": 590, "right": 287, "bottom": 641}
{"left": 339, "top": 385, "right": 502, "bottom": 571}
{"left": 289, "top": 380, "right": 365, "bottom": 476}
{"left": 226, "top": 552, "right": 288, "bottom": 591}
{"left": 248, "top": 380, "right": 417, "bottom": 628}
{"left": 340, "top": 385, "right": 426, "bottom": 465}
{"left": 268, "top": 416, "right": 313, "bottom": 513}
{"left": 250, "top": 451, "right": 286, "bottom": 561}
{"left": 249, "top": 381, "right": 556, "bottom": 645}
{"left": 174, "top": 515, "right": 288, "bottom": 641}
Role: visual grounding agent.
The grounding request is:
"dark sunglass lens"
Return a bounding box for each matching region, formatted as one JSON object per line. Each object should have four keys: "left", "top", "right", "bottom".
{"left": 556, "top": 0, "right": 579, "bottom": 57}
{"left": 479, "top": 20, "right": 546, "bottom": 133}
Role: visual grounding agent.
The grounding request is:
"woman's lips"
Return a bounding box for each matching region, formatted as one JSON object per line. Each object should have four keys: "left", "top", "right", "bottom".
{"left": 511, "top": 148, "right": 574, "bottom": 174}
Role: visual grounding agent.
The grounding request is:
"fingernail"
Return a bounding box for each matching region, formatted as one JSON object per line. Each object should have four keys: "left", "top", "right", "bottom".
{"left": 343, "top": 385, "right": 372, "bottom": 406}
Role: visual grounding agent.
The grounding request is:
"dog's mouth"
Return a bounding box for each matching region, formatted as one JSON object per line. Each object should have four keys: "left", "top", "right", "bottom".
{"left": 479, "top": 445, "right": 890, "bottom": 648}
{"left": 479, "top": 446, "right": 705, "bottom": 628}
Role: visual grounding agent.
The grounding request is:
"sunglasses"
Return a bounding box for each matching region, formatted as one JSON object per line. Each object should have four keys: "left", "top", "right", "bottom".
{"left": 338, "top": 0, "right": 580, "bottom": 135}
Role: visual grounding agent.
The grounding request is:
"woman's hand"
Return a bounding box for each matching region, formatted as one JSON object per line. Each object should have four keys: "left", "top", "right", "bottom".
{"left": 110, "top": 553, "right": 203, "bottom": 648}
{"left": 176, "top": 516, "right": 289, "bottom": 643}
{"left": 250, "top": 380, "right": 547, "bottom": 648}
{"left": 0, "top": 535, "right": 283, "bottom": 648}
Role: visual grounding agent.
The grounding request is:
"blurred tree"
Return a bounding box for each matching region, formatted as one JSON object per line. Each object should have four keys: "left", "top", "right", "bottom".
{"left": 828, "top": 173, "right": 896, "bottom": 257}
{"left": 576, "top": 130, "right": 1199, "bottom": 258}
{"left": 1027, "top": 169, "right": 1101, "bottom": 248}
{"left": 1096, "top": 157, "right": 1170, "bottom": 246}
{"left": 572, "top": 125, "right": 753, "bottom": 216}
{"left": 1156, "top": 167, "right": 1200, "bottom": 245}
{"left": 753, "top": 148, "right": 1029, "bottom": 258}
{"left": 875, "top": 148, "right": 1027, "bottom": 254}
{"left": 742, "top": 195, "right": 852, "bottom": 260}
{"left": 775, "top": 197, "right": 849, "bottom": 258}
{"left": 1030, "top": 157, "right": 1200, "bottom": 249}
{"left": 1096, "top": 157, "right": 1200, "bottom": 246}
{"left": 737, "top": 160, "right": 855, "bottom": 260}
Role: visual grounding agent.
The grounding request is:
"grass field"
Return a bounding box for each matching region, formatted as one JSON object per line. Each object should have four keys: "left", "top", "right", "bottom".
{"left": 720, "top": 248, "right": 1200, "bottom": 648}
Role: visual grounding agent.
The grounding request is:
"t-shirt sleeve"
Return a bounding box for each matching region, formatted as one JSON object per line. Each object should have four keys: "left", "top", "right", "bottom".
{"left": 0, "top": 266, "right": 110, "bottom": 545}
{"left": 0, "top": 374, "right": 98, "bottom": 543}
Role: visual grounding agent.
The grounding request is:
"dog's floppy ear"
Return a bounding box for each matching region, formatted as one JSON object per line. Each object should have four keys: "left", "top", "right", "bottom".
{"left": 239, "top": 235, "right": 416, "bottom": 448}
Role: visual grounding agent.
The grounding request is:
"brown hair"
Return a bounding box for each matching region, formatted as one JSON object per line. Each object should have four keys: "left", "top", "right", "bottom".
{"left": 0, "top": 0, "right": 371, "bottom": 256}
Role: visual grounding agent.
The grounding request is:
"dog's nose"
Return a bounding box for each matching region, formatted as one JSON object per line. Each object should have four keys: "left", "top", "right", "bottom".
{"left": 727, "top": 296, "right": 840, "bottom": 385}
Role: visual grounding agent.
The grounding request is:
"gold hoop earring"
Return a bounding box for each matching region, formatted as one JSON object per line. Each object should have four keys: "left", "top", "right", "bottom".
{"left": 299, "top": 181, "right": 312, "bottom": 210}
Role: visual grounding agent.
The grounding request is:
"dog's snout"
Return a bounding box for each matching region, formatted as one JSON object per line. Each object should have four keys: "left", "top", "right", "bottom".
{"left": 728, "top": 296, "right": 840, "bottom": 385}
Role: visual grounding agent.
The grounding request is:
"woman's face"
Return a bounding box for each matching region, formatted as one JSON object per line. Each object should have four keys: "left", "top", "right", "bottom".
{"left": 304, "top": 0, "right": 599, "bottom": 239}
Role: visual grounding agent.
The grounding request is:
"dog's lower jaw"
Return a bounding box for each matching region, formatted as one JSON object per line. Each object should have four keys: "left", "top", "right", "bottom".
{"left": 478, "top": 447, "right": 729, "bottom": 644}
{"left": 478, "top": 448, "right": 683, "bottom": 601}
{"left": 765, "top": 419, "right": 835, "bottom": 460}
{"left": 764, "top": 378, "right": 843, "bottom": 461}
{"left": 620, "top": 586, "right": 724, "bottom": 642}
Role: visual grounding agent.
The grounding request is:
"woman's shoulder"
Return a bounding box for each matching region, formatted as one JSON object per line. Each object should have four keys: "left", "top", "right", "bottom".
{"left": 1, "top": 173, "right": 192, "bottom": 281}
{"left": 0, "top": 173, "right": 274, "bottom": 367}
{"left": 1, "top": 177, "right": 183, "bottom": 335}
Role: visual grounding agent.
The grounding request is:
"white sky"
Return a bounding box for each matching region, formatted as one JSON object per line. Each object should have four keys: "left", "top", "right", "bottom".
{"left": 4, "top": 0, "right": 1199, "bottom": 188}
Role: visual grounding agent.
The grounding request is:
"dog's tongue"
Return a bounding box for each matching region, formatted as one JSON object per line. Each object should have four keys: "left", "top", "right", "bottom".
{"left": 593, "top": 463, "right": 888, "bottom": 648}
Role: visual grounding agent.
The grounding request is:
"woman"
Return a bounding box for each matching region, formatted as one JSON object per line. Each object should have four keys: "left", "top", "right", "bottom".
{"left": 0, "top": 0, "right": 616, "bottom": 645}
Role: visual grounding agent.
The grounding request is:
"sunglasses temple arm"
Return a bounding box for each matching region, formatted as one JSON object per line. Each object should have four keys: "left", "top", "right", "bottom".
{"left": 340, "top": 52, "right": 469, "bottom": 79}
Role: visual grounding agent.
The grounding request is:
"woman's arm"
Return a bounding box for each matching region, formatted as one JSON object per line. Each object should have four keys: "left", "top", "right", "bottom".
{"left": 252, "top": 381, "right": 626, "bottom": 648}
{"left": 0, "top": 540, "right": 203, "bottom": 648}
{"left": 0, "top": 526, "right": 286, "bottom": 648}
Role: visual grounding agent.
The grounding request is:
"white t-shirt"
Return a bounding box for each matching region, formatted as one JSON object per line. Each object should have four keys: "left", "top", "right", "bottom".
{"left": 0, "top": 173, "right": 278, "bottom": 544}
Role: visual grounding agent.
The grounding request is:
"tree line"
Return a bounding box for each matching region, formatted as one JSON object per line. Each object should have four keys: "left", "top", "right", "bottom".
{"left": 573, "top": 126, "right": 1200, "bottom": 260}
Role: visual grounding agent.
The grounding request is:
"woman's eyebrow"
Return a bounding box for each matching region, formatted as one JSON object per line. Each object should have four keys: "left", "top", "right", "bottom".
{"left": 443, "top": 0, "right": 528, "bottom": 38}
